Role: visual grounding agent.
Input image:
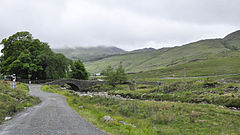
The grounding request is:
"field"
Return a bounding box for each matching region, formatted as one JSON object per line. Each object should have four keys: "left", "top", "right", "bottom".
{"left": 110, "top": 76, "right": 240, "bottom": 108}
{"left": 42, "top": 77, "right": 240, "bottom": 135}
{"left": 0, "top": 81, "right": 41, "bottom": 124}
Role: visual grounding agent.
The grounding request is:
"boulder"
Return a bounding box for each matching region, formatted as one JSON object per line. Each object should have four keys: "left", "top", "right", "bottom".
{"left": 5, "top": 117, "right": 12, "bottom": 120}
{"left": 102, "top": 116, "right": 114, "bottom": 123}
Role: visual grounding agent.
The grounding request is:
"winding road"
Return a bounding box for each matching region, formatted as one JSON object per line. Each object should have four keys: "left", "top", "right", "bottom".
{"left": 0, "top": 84, "right": 107, "bottom": 135}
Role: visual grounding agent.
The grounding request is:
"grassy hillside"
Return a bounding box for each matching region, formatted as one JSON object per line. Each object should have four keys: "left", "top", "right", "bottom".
{"left": 53, "top": 46, "right": 126, "bottom": 62}
{"left": 0, "top": 81, "right": 41, "bottom": 124}
{"left": 85, "top": 30, "right": 240, "bottom": 75}
{"left": 128, "top": 51, "right": 240, "bottom": 81}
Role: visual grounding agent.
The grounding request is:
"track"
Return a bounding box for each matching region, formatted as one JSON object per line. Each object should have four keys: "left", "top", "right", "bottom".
{"left": 0, "top": 84, "right": 107, "bottom": 135}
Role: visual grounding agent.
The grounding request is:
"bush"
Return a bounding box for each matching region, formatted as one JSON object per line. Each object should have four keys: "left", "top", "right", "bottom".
{"left": 103, "top": 65, "right": 127, "bottom": 87}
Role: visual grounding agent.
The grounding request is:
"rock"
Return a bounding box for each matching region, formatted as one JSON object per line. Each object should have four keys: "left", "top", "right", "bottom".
{"left": 5, "top": 117, "right": 12, "bottom": 120}
{"left": 116, "top": 95, "right": 121, "bottom": 98}
{"left": 203, "top": 82, "right": 219, "bottom": 88}
{"left": 210, "top": 91, "right": 217, "bottom": 94}
{"left": 196, "top": 120, "right": 208, "bottom": 123}
{"left": 200, "top": 101, "right": 208, "bottom": 104}
{"left": 230, "top": 107, "right": 237, "bottom": 110}
{"left": 141, "top": 93, "right": 147, "bottom": 98}
{"left": 127, "top": 124, "right": 136, "bottom": 128}
{"left": 119, "top": 121, "right": 136, "bottom": 128}
{"left": 78, "top": 106, "right": 84, "bottom": 109}
{"left": 102, "top": 116, "right": 114, "bottom": 123}
{"left": 219, "top": 106, "right": 224, "bottom": 108}
{"left": 221, "top": 78, "right": 225, "bottom": 83}
{"left": 119, "top": 121, "right": 127, "bottom": 125}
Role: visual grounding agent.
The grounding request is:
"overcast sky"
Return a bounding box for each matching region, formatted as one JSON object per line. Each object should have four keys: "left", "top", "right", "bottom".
{"left": 0, "top": 0, "right": 239, "bottom": 50}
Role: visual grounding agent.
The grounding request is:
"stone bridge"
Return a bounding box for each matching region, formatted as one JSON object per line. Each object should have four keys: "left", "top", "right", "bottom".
{"left": 46, "top": 79, "right": 161, "bottom": 92}
{"left": 46, "top": 79, "right": 106, "bottom": 91}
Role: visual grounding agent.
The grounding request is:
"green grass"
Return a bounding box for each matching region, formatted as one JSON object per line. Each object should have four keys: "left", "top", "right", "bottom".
{"left": 110, "top": 78, "right": 240, "bottom": 108}
{"left": 42, "top": 84, "right": 240, "bottom": 135}
{"left": 0, "top": 81, "right": 41, "bottom": 124}
{"left": 127, "top": 53, "right": 240, "bottom": 82}
{"left": 85, "top": 30, "right": 240, "bottom": 76}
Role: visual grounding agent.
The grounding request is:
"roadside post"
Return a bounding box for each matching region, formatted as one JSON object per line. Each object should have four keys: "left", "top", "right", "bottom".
{"left": 28, "top": 74, "right": 32, "bottom": 84}
{"left": 10, "top": 74, "right": 16, "bottom": 89}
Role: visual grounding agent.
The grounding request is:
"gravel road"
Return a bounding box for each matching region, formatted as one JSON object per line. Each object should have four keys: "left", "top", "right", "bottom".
{"left": 0, "top": 84, "right": 108, "bottom": 135}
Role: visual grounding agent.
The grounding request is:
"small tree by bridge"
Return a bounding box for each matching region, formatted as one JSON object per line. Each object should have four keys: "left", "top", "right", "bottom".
{"left": 103, "top": 64, "right": 127, "bottom": 87}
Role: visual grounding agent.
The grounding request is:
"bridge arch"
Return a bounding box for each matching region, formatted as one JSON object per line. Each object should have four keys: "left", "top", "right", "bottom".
{"left": 65, "top": 83, "right": 79, "bottom": 91}
{"left": 46, "top": 79, "right": 106, "bottom": 92}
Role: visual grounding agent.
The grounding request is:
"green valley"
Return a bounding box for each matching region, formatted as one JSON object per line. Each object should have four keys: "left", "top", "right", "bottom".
{"left": 83, "top": 30, "right": 240, "bottom": 76}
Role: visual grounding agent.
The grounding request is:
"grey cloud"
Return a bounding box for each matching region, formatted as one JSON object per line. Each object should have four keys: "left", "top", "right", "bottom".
{"left": 91, "top": 0, "right": 240, "bottom": 25}
{"left": 0, "top": 0, "right": 239, "bottom": 50}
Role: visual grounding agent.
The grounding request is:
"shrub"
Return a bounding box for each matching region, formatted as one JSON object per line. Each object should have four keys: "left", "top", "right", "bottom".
{"left": 103, "top": 65, "right": 127, "bottom": 87}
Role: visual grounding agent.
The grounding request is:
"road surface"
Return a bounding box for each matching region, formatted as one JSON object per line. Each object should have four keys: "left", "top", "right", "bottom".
{"left": 0, "top": 84, "right": 108, "bottom": 135}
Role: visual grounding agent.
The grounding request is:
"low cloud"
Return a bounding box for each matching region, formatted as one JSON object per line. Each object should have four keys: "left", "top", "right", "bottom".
{"left": 0, "top": 0, "right": 239, "bottom": 50}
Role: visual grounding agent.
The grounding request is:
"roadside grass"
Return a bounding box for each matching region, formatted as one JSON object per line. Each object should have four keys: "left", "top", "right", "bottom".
{"left": 42, "top": 85, "right": 240, "bottom": 135}
{"left": 0, "top": 81, "right": 41, "bottom": 124}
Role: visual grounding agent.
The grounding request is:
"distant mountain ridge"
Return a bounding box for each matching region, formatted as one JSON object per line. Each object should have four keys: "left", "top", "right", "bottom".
{"left": 53, "top": 46, "right": 126, "bottom": 62}
{"left": 84, "top": 30, "right": 240, "bottom": 74}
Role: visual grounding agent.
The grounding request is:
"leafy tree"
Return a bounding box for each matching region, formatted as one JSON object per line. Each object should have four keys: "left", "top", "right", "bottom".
{"left": 104, "top": 65, "right": 117, "bottom": 87}
{"left": 70, "top": 60, "right": 89, "bottom": 80}
{"left": 116, "top": 64, "right": 127, "bottom": 84}
{"left": 0, "top": 31, "right": 71, "bottom": 80}
{"left": 104, "top": 65, "right": 127, "bottom": 87}
{"left": 38, "top": 50, "right": 72, "bottom": 79}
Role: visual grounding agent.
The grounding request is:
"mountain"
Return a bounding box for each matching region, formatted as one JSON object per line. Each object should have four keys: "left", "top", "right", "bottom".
{"left": 130, "top": 47, "right": 156, "bottom": 53}
{"left": 53, "top": 46, "right": 126, "bottom": 62}
{"left": 223, "top": 30, "right": 240, "bottom": 50}
{"left": 85, "top": 30, "right": 240, "bottom": 75}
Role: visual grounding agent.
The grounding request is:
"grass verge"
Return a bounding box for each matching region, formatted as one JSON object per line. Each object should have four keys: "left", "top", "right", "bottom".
{"left": 0, "top": 81, "right": 41, "bottom": 124}
{"left": 42, "top": 84, "right": 240, "bottom": 135}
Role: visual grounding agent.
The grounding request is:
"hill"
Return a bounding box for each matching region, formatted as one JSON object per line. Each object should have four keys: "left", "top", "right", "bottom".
{"left": 85, "top": 30, "right": 240, "bottom": 74}
{"left": 53, "top": 46, "right": 126, "bottom": 62}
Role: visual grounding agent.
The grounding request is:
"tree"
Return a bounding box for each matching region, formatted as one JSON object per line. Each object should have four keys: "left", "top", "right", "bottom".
{"left": 103, "top": 65, "right": 127, "bottom": 87}
{"left": 116, "top": 64, "right": 127, "bottom": 84}
{"left": 70, "top": 60, "right": 89, "bottom": 80}
{"left": 104, "top": 65, "right": 117, "bottom": 87}
{"left": 0, "top": 31, "right": 71, "bottom": 80}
